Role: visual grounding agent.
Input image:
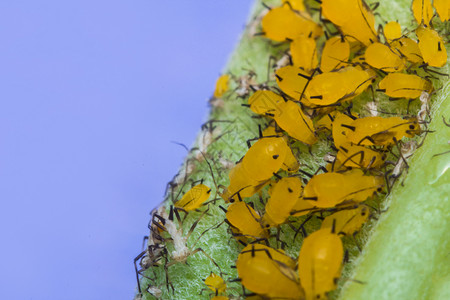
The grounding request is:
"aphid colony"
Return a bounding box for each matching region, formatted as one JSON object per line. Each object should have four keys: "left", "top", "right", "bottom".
{"left": 136, "top": 0, "right": 448, "bottom": 299}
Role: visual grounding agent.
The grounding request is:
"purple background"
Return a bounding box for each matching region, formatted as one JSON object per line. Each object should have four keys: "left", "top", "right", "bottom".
{"left": 0, "top": 1, "right": 252, "bottom": 299}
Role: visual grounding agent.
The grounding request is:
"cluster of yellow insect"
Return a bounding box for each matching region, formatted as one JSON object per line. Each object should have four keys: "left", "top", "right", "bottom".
{"left": 135, "top": 0, "right": 448, "bottom": 299}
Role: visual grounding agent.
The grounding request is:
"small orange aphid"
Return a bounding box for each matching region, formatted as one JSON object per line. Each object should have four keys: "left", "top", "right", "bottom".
{"left": 384, "top": 21, "right": 402, "bottom": 41}
{"left": 221, "top": 162, "right": 267, "bottom": 202}
{"left": 274, "top": 100, "right": 318, "bottom": 145}
{"left": 320, "top": 36, "right": 350, "bottom": 72}
{"left": 275, "top": 65, "right": 311, "bottom": 101}
{"left": 248, "top": 90, "right": 284, "bottom": 117}
{"left": 332, "top": 112, "right": 358, "bottom": 148}
{"left": 261, "top": 5, "right": 322, "bottom": 42}
{"left": 378, "top": 73, "right": 432, "bottom": 99}
{"left": 343, "top": 116, "right": 421, "bottom": 146}
{"left": 416, "top": 26, "right": 448, "bottom": 67}
{"left": 305, "top": 67, "right": 373, "bottom": 106}
{"left": 303, "top": 170, "right": 383, "bottom": 208}
{"left": 433, "top": 0, "right": 450, "bottom": 22}
{"left": 262, "top": 177, "right": 303, "bottom": 226}
{"left": 365, "top": 43, "right": 405, "bottom": 72}
{"left": 222, "top": 136, "right": 294, "bottom": 202}
{"left": 213, "top": 74, "right": 230, "bottom": 98}
{"left": 241, "top": 137, "right": 291, "bottom": 181}
{"left": 226, "top": 201, "right": 266, "bottom": 239}
{"left": 411, "top": 0, "right": 433, "bottom": 25}
{"left": 298, "top": 228, "right": 344, "bottom": 300}
{"left": 237, "top": 244, "right": 304, "bottom": 299}
{"left": 321, "top": 0, "right": 377, "bottom": 46}
{"left": 290, "top": 35, "right": 318, "bottom": 73}
{"left": 175, "top": 184, "right": 211, "bottom": 211}
{"left": 204, "top": 272, "right": 227, "bottom": 295}
{"left": 321, "top": 205, "right": 370, "bottom": 236}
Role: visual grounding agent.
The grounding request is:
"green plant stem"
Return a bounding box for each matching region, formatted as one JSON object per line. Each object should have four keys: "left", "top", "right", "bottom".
{"left": 137, "top": 1, "right": 450, "bottom": 299}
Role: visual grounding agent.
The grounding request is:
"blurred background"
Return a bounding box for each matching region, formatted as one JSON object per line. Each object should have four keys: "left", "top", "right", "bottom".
{"left": 0, "top": 1, "right": 253, "bottom": 299}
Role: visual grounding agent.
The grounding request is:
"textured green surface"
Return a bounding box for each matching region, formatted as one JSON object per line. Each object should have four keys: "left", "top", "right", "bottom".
{"left": 340, "top": 70, "right": 450, "bottom": 300}
{"left": 136, "top": 1, "right": 450, "bottom": 299}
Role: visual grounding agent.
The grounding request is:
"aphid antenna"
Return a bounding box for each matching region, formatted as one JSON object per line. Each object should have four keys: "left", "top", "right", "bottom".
{"left": 419, "top": 64, "right": 450, "bottom": 77}
{"left": 261, "top": 2, "right": 271, "bottom": 11}
{"left": 314, "top": 165, "right": 329, "bottom": 175}
{"left": 196, "top": 150, "right": 219, "bottom": 194}
{"left": 348, "top": 278, "right": 368, "bottom": 285}
{"left": 297, "top": 169, "right": 314, "bottom": 178}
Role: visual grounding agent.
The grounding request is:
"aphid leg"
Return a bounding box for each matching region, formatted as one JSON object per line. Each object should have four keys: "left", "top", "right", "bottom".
{"left": 293, "top": 214, "right": 313, "bottom": 242}
{"left": 185, "top": 207, "right": 210, "bottom": 242}
{"left": 191, "top": 248, "right": 224, "bottom": 277}
{"left": 163, "top": 261, "right": 175, "bottom": 294}
{"left": 432, "top": 150, "right": 450, "bottom": 158}
{"left": 442, "top": 115, "right": 450, "bottom": 127}
{"left": 357, "top": 135, "right": 376, "bottom": 146}
{"left": 340, "top": 150, "right": 365, "bottom": 169}
{"left": 134, "top": 250, "right": 146, "bottom": 295}
{"left": 393, "top": 137, "right": 409, "bottom": 169}
{"left": 344, "top": 249, "right": 350, "bottom": 263}
{"left": 314, "top": 165, "right": 329, "bottom": 175}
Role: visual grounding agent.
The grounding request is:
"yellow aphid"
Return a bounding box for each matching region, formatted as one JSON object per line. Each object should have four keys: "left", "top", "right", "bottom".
{"left": 365, "top": 43, "right": 405, "bottom": 72}
{"left": 303, "top": 171, "right": 382, "bottom": 208}
{"left": 237, "top": 243, "right": 297, "bottom": 270}
{"left": 344, "top": 116, "right": 421, "bottom": 146}
{"left": 221, "top": 137, "right": 294, "bottom": 201}
{"left": 204, "top": 272, "right": 227, "bottom": 294}
{"left": 261, "top": 5, "right": 322, "bottom": 42}
{"left": 321, "top": 0, "right": 377, "bottom": 46}
{"left": 411, "top": 0, "right": 433, "bottom": 25}
{"left": 390, "top": 37, "right": 423, "bottom": 64}
{"left": 378, "top": 73, "right": 432, "bottom": 99}
{"left": 332, "top": 112, "right": 358, "bottom": 148}
{"left": 241, "top": 137, "right": 291, "bottom": 181}
{"left": 320, "top": 36, "right": 350, "bottom": 72}
{"left": 226, "top": 201, "right": 266, "bottom": 238}
{"left": 263, "top": 177, "right": 303, "bottom": 226}
{"left": 221, "top": 161, "right": 269, "bottom": 202}
{"left": 274, "top": 100, "right": 318, "bottom": 145}
{"left": 275, "top": 65, "right": 311, "bottom": 100}
{"left": 213, "top": 74, "right": 230, "bottom": 98}
{"left": 248, "top": 90, "right": 284, "bottom": 117}
{"left": 298, "top": 228, "right": 343, "bottom": 300}
{"left": 282, "top": 0, "right": 306, "bottom": 11}
{"left": 290, "top": 35, "right": 318, "bottom": 72}
{"left": 321, "top": 205, "right": 370, "bottom": 236}
{"left": 434, "top": 0, "right": 450, "bottom": 22}
{"left": 336, "top": 142, "right": 387, "bottom": 169}
{"left": 305, "top": 67, "right": 373, "bottom": 106}
{"left": 175, "top": 184, "right": 211, "bottom": 211}
{"left": 237, "top": 244, "right": 304, "bottom": 299}
{"left": 384, "top": 21, "right": 402, "bottom": 41}
{"left": 416, "top": 26, "right": 448, "bottom": 67}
